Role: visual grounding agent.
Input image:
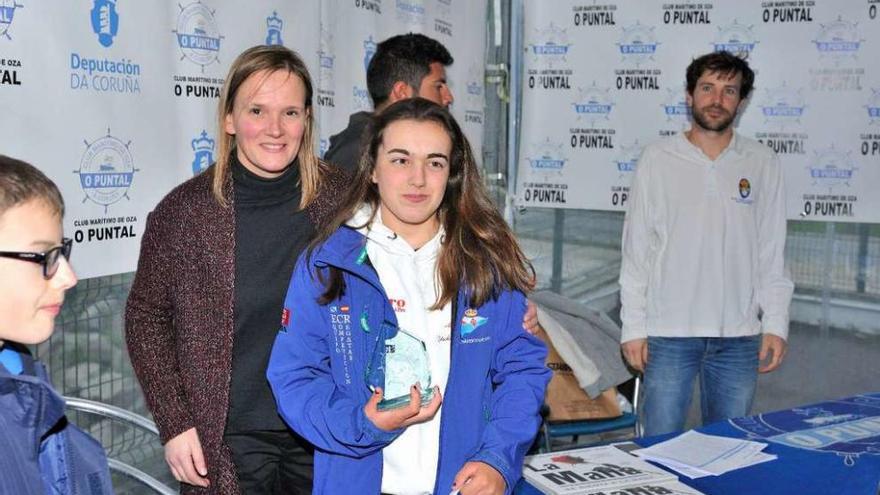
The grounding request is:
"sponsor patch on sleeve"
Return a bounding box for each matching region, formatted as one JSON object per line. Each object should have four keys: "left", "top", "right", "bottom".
{"left": 281, "top": 307, "right": 291, "bottom": 327}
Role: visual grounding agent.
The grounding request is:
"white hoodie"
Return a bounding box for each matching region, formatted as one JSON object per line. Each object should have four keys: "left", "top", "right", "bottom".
{"left": 349, "top": 205, "right": 451, "bottom": 495}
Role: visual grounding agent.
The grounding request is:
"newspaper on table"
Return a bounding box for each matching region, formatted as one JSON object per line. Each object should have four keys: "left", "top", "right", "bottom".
{"left": 631, "top": 430, "right": 777, "bottom": 479}
{"left": 551, "top": 480, "right": 706, "bottom": 495}
{"left": 523, "top": 445, "right": 682, "bottom": 494}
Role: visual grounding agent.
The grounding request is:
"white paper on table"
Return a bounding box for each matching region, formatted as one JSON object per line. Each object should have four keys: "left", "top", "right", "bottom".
{"left": 641, "top": 456, "right": 714, "bottom": 479}
{"left": 632, "top": 430, "right": 775, "bottom": 477}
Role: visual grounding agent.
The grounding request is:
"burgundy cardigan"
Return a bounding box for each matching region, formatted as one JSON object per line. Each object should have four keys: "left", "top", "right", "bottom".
{"left": 125, "top": 163, "right": 348, "bottom": 494}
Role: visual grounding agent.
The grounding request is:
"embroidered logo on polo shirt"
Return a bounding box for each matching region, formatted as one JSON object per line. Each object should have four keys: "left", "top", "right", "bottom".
{"left": 733, "top": 177, "right": 755, "bottom": 205}
{"left": 281, "top": 307, "right": 290, "bottom": 327}
{"left": 739, "top": 178, "right": 751, "bottom": 199}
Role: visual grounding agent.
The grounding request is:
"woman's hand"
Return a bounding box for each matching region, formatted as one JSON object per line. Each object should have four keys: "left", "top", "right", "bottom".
{"left": 164, "top": 427, "right": 209, "bottom": 487}
{"left": 364, "top": 384, "right": 442, "bottom": 432}
{"left": 452, "top": 461, "right": 506, "bottom": 495}
{"left": 522, "top": 300, "right": 539, "bottom": 334}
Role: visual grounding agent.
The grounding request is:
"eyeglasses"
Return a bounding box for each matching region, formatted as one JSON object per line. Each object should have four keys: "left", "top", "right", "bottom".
{"left": 0, "top": 238, "right": 73, "bottom": 279}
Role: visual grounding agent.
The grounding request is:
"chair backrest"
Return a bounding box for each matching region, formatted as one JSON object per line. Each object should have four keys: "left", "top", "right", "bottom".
{"left": 540, "top": 375, "right": 642, "bottom": 452}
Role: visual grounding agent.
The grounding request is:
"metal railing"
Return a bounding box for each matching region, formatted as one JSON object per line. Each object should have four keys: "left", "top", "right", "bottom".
{"left": 64, "top": 397, "right": 177, "bottom": 495}
{"left": 513, "top": 208, "right": 880, "bottom": 304}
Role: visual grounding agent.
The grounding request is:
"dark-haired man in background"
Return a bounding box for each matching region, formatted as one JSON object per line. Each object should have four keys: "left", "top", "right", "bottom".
{"left": 324, "top": 32, "right": 454, "bottom": 171}
{"left": 619, "top": 51, "right": 794, "bottom": 435}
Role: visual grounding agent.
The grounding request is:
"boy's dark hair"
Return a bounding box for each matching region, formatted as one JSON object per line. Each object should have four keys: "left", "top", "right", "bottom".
{"left": 366, "top": 33, "right": 453, "bottom": 108}
{"left": 686, "top": 51, "right": 755, "bottom": 99}
{"left": 0, "top": 155, "right": 65, "bottom": 217}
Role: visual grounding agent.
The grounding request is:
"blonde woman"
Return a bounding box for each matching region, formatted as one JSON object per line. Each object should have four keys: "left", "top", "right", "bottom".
{"left": 126, "top": 45, "right": 348, "bottom": 494}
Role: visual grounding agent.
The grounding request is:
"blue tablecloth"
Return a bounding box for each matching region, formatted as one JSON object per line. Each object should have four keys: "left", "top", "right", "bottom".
{"left": 518, "top": 392, "right": 880, "bottom": 495}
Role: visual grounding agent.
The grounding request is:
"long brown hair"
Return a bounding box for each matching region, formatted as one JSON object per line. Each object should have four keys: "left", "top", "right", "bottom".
{"left": 212, "top": 45, "right": 323, "bottom": 208}
{"left": 313, "top": 98, "right": 534, "bottom": 308}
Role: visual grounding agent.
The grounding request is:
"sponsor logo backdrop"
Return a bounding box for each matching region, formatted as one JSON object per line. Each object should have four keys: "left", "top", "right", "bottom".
{"left": 0, "top": 0, "right": 486, "bottom": 278}
{"left": 516, "top": 0, "right": 880, "bottom": 224}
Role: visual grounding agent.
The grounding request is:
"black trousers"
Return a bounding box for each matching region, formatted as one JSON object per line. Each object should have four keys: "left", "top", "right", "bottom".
{"left": 224, "top": 429, "right": 314, "bottom": 494}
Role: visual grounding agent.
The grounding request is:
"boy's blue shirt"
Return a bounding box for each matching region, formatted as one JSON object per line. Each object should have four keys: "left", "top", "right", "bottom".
{"left": 267, "top": 226, "right": 551, "bottom": 495}
{"left": 0, "top": 345, "right": 23, "bottom": 374}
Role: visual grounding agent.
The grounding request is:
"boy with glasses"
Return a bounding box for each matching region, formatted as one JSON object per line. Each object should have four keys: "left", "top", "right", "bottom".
{"left": 0, "top": 154, "right": 112, "bottom": 494}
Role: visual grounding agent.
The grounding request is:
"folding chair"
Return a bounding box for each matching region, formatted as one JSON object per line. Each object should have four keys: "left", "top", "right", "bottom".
{"left": 539, "top": 375, "right": 642, "bottom": 452}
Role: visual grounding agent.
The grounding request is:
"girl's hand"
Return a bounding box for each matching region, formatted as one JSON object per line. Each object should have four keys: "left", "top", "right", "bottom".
{"left": 364, "top": 384, "right": 442, "bottom": 432}
{"left": 452, "top": 461, "right": 505, "bottom": 495}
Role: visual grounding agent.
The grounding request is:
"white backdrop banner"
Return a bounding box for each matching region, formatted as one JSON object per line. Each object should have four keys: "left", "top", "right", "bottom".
{"left": 515, "top": 0, "right": 880, "bottom": 224}
{"left": 0, "top": 0, "right": 486, "bottom": 279}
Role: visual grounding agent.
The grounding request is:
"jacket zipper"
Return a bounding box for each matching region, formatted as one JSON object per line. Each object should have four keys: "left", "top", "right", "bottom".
{"left": 432, "top": 293, "right": 460, "bottom": 494}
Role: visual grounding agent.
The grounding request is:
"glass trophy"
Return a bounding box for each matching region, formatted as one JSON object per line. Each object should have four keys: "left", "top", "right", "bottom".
{"left": 366, "top": 324, "right": 434, "bottom": 411}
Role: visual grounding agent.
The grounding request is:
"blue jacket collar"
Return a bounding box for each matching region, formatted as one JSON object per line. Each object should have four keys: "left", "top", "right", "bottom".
{"left": 313, "top": 226, "right": 383, "bottom": 289}
{"left": 313, "top": 226, "right": 475, "bottom": 320}
{"left": 0, "top": 352, "right": 66, "bottom": 447}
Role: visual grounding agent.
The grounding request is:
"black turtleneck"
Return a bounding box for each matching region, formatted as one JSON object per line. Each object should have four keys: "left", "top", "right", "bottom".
{"left": 226, "top": 155, "right": 315, "bottom": 433}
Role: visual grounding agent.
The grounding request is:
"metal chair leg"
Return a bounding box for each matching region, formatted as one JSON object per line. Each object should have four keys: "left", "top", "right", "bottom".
{"left": 542, "top": 421, "right": 551, "bottom": 452}
{"left": 633, "top": 374, "right": 643, "bottom": 437}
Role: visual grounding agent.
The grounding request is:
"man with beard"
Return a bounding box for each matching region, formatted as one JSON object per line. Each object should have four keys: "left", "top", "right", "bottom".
{"left": 618, "top": 51, "right": 793, "bottom": 435}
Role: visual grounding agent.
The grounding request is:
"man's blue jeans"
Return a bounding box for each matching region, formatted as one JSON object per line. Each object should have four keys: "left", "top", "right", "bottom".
{"left": 642, "top": 335, "right": 761, "bottom": 436}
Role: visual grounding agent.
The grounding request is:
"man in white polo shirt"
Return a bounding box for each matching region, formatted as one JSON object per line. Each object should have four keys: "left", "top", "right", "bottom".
{"left": 619, "top": 51, "right": 794, "bottom": 436}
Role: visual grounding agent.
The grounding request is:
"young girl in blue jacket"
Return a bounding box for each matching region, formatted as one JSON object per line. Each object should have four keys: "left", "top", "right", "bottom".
{"left": 268, "top": 98, "right": 550, "bottom": 495}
